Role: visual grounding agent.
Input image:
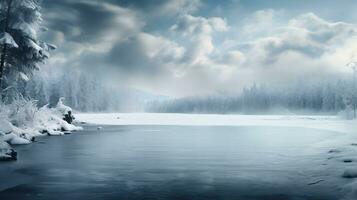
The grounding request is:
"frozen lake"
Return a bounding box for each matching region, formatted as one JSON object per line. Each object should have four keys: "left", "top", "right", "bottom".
{"left": 0, "top": 124, "right": 349, "bottom": 200}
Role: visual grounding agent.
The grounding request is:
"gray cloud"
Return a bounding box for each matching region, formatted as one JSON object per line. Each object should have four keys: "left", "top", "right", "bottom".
{"left": 39, "top": 1, "right": 357, "bottom": 97}
{"left": 233, "top": 13, "right": 357, "bottom": 66}
{"left": 43, "top": 1, "right": 114, "bottom": 42}
{"left": 170, "top": 14, "right": 228, "bottom": 66}
{"left": 106, "top": 0, "right": 201, "bottom": 16}
{"left": 107, "top": 33, "right": 184, "bottom": 75}
{"left": 43, "top": 0, "right": 142, "bottom": 45}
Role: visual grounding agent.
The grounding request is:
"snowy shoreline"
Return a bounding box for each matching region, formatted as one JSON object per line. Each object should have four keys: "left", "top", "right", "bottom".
{"left": 3, "top": 112, "right": 357, "bottom": 199}
{"left": 0, "top": 98, "right": 82, "bottom": 160}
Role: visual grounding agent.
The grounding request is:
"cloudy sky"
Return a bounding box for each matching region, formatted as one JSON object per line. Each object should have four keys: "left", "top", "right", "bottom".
{"left": 41, "top": 0, "right": 357, "bottom": 97}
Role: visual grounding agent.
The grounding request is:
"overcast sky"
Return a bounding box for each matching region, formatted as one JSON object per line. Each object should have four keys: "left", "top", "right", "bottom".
{"left": 41, "top": 0, "right": 357, "bottom": 97}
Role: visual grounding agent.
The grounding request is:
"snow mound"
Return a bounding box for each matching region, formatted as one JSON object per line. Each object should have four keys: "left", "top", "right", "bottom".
{"left": 55, "top": 97, "right": 72, "bottom": 115}
{"left": 3, "top": 133, "right": 31, "bottom": 145}
{"left": 0, "top": 119, "right": 32, "bottom": 144}
{"left": 0, "top": 97, "right": 82, "bottom": 146}
{"left": 34, "top": 104, "right": 82, "bottom": 136}
{"left": 0, "top": 141, "right": 16, "bottom": 161}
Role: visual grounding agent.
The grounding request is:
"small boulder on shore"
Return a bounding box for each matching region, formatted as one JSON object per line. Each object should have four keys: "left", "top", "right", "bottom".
{"left": 0, "top": 141, "right": 17, "bottom": 161}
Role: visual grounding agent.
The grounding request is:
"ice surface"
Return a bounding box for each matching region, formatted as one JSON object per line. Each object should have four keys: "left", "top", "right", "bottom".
{"left": 76, "top": 113, "right": 357, "bottom": 134}
{"left": 76, "top": 113, "right": 357, "bottom": 199}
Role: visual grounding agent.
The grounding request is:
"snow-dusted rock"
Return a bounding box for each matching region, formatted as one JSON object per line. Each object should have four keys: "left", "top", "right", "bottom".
{"left": 47, "top": 130, "right": 64, "bottom": 136}
{"left": 0, "top": 119, "right": 31, "bottom": 144}
{"left": 0, "top": 119, "right": 35, "bottom": 144}
{"left": 3, "top": 133, "right": 31, "bottom": 145}
{"left": 0, "top": 119, "right": 15, "bottom": 134}
{"left": 0, "top": 141, "right": 17, "bottom": 161}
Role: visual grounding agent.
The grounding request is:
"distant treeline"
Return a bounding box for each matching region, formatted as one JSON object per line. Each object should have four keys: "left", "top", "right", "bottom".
{"left": 146, "top": 79, "right": 357, "bottom": 115}
{"left": 12, "top": 67, "right": 357, "bottom": 116}
{"left": 12, "top": 69, "right": 146, "bottom": 112}
{"left": 20, "top": 70, "right": 121, "bottom": 111}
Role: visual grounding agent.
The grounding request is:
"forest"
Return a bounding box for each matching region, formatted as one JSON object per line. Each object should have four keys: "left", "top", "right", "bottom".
{"left": 147, "top": 77, "right": 357, "bottom": 117}
{"left": 16, "top": 67, "right": 357, "bottom": 118}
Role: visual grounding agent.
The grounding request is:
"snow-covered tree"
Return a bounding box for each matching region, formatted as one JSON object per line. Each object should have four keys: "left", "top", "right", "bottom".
{"left": 339, "top": 61, "right": 357, "bottom": 119}
{"left": 0, "top": 0, "right": 55, "bottom": 99}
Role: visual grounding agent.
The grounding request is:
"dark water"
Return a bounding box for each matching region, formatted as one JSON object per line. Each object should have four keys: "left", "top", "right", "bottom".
{"left": 0, "top": 125, "right": 345, "bottom": 200}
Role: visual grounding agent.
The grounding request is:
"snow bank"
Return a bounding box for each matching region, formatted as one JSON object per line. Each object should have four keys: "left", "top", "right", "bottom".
{"left": 33, "top": 103, "right": 81, "bottom": 136}
{"left": 55, "top": 97, "right": 72, "bottom": 115}
{"left": 0, "top": 140, "right": 16, "bottom": 160}
{"left": 0, "top": 97, "right": 82, "bottom": 156}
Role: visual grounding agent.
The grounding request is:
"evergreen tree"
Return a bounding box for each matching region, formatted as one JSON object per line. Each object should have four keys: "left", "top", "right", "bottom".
{"left": 0, "top": 0, "right": 55, "bottom": 99}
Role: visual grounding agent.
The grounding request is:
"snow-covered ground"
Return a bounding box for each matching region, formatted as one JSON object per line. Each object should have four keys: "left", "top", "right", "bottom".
{"left": 76, "top": 113, "right": 357, "bottom": 134}
{"left": 0, "top": 98, "right": 82, "bottom": 160}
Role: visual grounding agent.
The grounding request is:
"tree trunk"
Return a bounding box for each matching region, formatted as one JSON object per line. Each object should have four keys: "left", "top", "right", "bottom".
{"left": 0, "top": 0, "right": 13, "bottom": 99}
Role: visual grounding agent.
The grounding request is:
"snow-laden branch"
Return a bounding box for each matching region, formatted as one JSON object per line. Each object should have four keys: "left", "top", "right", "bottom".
{"left": 0, "top": 32, "right": 18, "bottom": 48}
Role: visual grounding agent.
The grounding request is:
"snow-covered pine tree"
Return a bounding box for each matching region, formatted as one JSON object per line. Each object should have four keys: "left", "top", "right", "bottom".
{"left": 0, "top": 0, "right": 55, "bottom": 99}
